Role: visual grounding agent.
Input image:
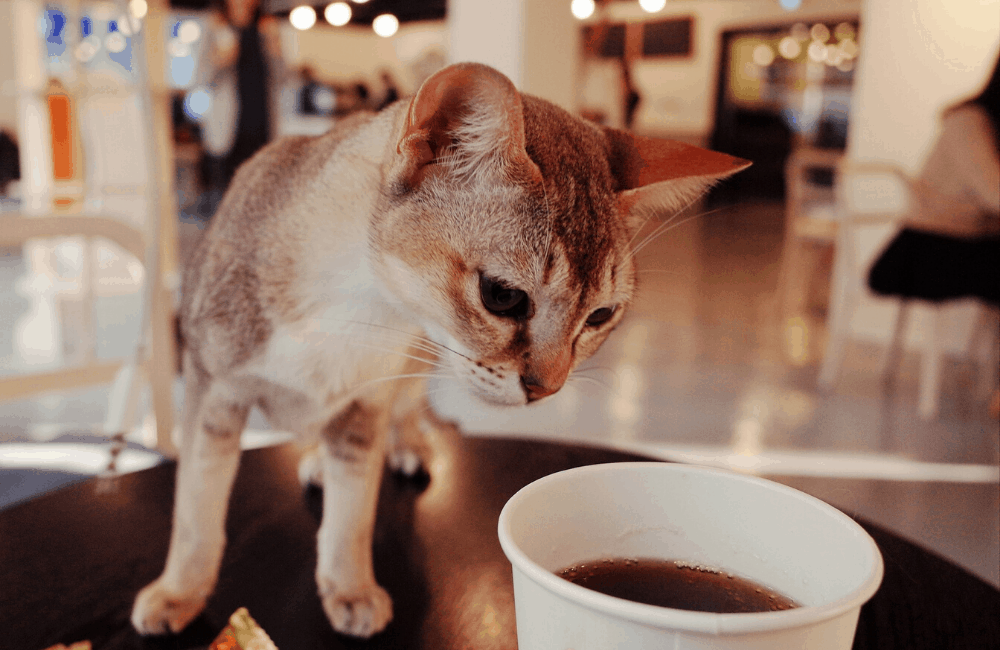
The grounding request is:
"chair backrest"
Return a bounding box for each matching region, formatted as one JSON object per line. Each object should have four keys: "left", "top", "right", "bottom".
{"left": 0, "top": 214, "right": 146, "bottom": 261}
{"left": 836, "top": 161, "right": 914, "bottom": 220}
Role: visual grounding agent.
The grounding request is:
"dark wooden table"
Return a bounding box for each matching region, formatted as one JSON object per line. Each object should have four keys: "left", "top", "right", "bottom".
{"left": 1, "top": 434, "right": 998, "bottom": 650}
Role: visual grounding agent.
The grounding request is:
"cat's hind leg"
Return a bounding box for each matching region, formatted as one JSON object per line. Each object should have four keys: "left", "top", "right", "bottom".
{"left": 131, "top": 364, "right": 250, "bottom": 635}
{"left": 386, "top": 375, "right": 434, "bottom": 479}
{"left": 315, "top": 400, "right": 393, "bottom": 638}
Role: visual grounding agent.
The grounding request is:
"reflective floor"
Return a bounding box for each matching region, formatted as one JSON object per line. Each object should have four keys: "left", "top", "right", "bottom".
{"left": 1, "top": 200, "right": 997, "bottom": 587}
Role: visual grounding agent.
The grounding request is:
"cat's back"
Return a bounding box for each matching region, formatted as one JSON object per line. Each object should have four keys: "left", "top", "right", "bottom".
{"left": 180, "top": 109, "right": 395, "bottom": 373}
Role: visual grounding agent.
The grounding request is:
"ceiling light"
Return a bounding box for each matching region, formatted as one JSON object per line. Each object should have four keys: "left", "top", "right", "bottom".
{"left": 570, "top": 0, "right": 595, "bottom": 20}
{"left": 289, "top": 5, "right": 317, "bottom": 30}
{"left": 639, "top": 0, "right": 666, "bottom": 13}
{"left": 128, "top": 0, "right": 148, "bottom": 19}
{"left": 373, "top": 13, "right": 398, "bottom": 37}
{"left": 325, "top": 2, "right": 351, "bottom": 26}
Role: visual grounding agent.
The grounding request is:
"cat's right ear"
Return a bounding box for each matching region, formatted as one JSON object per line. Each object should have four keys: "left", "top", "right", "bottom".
{"left": 604, "top": 128, "right": 751, "bottom": 225}
{"left": 388, "top": 62, "right": 542, "bottom": 191}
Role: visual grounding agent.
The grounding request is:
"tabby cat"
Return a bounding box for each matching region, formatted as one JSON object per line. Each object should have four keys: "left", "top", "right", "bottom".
{"left": 130, "top": 62, "right": 748, "bottom": 638}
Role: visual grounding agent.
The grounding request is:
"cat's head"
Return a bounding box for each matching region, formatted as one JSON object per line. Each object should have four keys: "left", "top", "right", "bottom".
{"left": 371, "top": 62, "right": 748, "bottom": 406}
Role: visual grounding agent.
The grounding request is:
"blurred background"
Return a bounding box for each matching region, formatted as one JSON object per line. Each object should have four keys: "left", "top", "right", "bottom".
{"left": 0, "top": 0, "right": 997, "bottom": 587}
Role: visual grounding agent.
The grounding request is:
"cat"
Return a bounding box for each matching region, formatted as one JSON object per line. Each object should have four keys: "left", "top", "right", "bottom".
{"left": 130, "top": 62, "right": 749, "bottom": 639}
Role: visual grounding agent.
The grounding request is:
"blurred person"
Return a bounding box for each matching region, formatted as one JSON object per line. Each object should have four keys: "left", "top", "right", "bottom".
{"left": 867, "top": 54, "right": 999, "bottom": 417}
{"left": 0, "top": 130, "right": 19, "bottom": 197}
{"left": 375, "top": 69, "right": 400, "bottom": 111}
{"left": 621, "top": 57, "right": 641, "bottom": 131}
{"left": 868, "top": 55, "right": 999, "bottom": 305}
{"left": 198, "top": 0, "right": 282, "bottom": 218}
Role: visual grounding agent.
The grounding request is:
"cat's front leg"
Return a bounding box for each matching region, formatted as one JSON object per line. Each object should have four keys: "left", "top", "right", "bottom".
{"left": 315, "top": 400, "right": 393, "bottom": 638}
{"left": 131, "top": 372, "right": 249, "bottom": 635}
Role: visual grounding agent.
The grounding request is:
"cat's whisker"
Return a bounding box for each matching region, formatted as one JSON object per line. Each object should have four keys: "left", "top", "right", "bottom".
{"left": 346, "top": 372, "right": 442, "bottom": 398}
{"left": 347, "top": 341, "right": 449, "bottom": 370}
{"left": 329, "top": 318, "right": 472, "bottom": 362}
{"left": 625, "top": 201, "right": 695, "bottom": 259}
{"left": 624, "top": 204, "right": 725, "bottom": 267}
{"left": 568, "top": 374, "right": 608, "bottom": 390}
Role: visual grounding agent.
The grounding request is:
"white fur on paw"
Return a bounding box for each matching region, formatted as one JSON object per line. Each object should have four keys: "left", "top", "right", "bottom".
{"left": 297, "top": 449, "right": 323, "bottom": 488}
{"left": 322, "top": 584, "right": 393, "bottom": 638}
{"left": 387, "top": 446, "right": 425, "bottom": 477}
{"left": 131, "top": 577, "right": 206, "bottom": 635}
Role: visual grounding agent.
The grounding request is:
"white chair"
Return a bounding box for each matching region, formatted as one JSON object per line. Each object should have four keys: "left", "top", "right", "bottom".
{"left": 2, "top": 0, "right": 180, "bottom": 454}
{"left": 0, "top": 214, "right": 177, "bottom": 453}
{"left": 817, "top": 161, "right": 997, "bottom": 419}
{"left": 777, "top": 146, "right": 844, "bottom": 318}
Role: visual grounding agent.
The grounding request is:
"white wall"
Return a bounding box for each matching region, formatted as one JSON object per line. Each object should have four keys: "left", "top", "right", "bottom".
{"left": 448, "top": 0, "right": 580, "bottom": 111}
{"left": 582, "top": 0, "right": 861, "bottom": 138}
{"left": 283, "top": 20, "right": 448, "bottom": 96}
{"left": 0, "top": 2, "right": 17, "bottom": 135}
{"left": 842, "top": 0, "right": 999, "bottom": 352}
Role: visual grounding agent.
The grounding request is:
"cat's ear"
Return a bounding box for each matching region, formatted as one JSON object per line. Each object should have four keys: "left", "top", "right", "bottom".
{"left": 390, "top": 62, "right": 542, "bottom": 190}
{"left": 605, "top": 127, "right": 750, "bottom": 223}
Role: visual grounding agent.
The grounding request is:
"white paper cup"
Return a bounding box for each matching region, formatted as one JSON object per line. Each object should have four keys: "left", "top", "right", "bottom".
{"left": 498, "top": 463, "right": 883, "bottom": 650}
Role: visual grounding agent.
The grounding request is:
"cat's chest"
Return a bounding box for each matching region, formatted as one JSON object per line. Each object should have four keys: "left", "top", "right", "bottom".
{"left": 250, "top": 289, "right": 420, "bottom": 408}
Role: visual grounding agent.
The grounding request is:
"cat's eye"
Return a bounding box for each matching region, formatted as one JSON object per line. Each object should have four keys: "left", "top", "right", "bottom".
{"left": 480, "top": 274, "right": 529, "bottom": 319}
{"left": 586, "top": 306, "right": 616, "bottom": 327}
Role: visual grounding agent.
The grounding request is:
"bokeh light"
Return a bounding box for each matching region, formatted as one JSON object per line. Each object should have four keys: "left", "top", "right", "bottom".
{"left": 289, "top": 5, "right": 317, "bottom": 30}
{"left": 373, "top": 13, "right": 398, "bottom": 37}
{"left": 325, "top": 2, "right": 351, "bottom": 26}
{"left": 570, "top": 0, "right": 595, "bottom": 20}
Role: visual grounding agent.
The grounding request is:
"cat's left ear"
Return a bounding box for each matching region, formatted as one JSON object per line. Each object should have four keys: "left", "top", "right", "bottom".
{"left": 605, "top": 127, "right": 751, "bottom": 224}
{"left": 389, "top": 62, "right": 542, "bottom": 191}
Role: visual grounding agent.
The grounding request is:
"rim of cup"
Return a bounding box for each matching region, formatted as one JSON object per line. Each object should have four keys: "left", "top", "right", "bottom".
{"left": 497, "top": 462, "right": 884, "bottom": 637}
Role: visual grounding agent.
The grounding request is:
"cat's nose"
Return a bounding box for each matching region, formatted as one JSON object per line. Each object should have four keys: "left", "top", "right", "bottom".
{"left": 521, "top": 377, "right": 560, "bottom": 402}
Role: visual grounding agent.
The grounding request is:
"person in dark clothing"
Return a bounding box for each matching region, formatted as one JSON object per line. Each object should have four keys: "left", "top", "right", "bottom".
{"left": 197, "top": 0, "right": 275, "bottom": 218}
{"left": 225, "top": 0, "right": 272, "bottom": 181}
{"left": 868, "top": 55, "right": 1000, "bottom": 306}
{"left": 0, "top": 130, "right": 19, "bottom": 195}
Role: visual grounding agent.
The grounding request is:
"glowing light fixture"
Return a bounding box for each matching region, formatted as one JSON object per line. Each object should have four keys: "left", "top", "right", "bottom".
{"left": 177, "top": 19, "right": 201, "bottom": 43}
{"left": 128, "top": 0, "right": 148, "bottom": 19}
{"left": 105, "top": 32, "right": 127, "bottom": 53}
{"left": 778, "top": 36, "right": 801, "bottom": 59}
{"left": 353, "top": 0, "right": 370, "bottom": 3}
{"left": 289, "top": 5, "right": 317, "bottom": 30}
{"left": 810, "top": 23, "right": 830, "bottom": 43}
{"left": 639, "top": 0, "right": 666, "bottom": 13}
{"left": 373, "top": 13, "right": 398, "bottom": 37}
{"left": 752, "top": 43, "right": 776, "bottom": 67}
{"left": 570, "top": 0, "right": 595, "bottom": 20}
{"left": 325, "top": 2, "right": 351, "bottom": 26}
{"left": 779, "top": 0, "right": 801, "bottom": 10}
{"left": 807, "top": 40, "right": 827, "bottom": 63}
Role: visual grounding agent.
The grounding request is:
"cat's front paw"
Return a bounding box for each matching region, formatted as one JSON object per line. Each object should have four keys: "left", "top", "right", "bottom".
{"left": 131, "top": 577, "right": 207, "bottom": 635}
{"left": 297, "top": 447, "right": 323, "bottom": 488}
{"left": 386, "top": 441, "right": 430, "bottom": 478}
{"left": 321, "top": 583, "right": 393, "bottom": 638}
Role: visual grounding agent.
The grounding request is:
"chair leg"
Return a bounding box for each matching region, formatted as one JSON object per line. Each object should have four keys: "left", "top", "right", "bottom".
{"left": 819, "top": 226, "right": 856, "bottom": 390}
{"left": 883, "top": 301, "right": 910, "bottom": 383}
{"left": 918, "top": 306, "right": 943, "bottom": 420}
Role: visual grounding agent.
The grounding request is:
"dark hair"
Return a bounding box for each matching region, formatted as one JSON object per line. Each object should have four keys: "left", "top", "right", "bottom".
{"left": 949, "top": 54, "right": 1000, "bottom": 151}
{"left": 971, "top": 56, "right": 1000, "bottom": 128}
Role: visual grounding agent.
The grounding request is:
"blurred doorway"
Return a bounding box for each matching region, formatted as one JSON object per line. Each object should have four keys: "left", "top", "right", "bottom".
{"left": 710, "top": 19, "right": 860, "bottom": 205}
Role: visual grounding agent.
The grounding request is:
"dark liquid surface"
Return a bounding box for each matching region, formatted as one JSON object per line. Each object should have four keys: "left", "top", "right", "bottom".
{"left": 557, "top": 558, "right": 800, "bottom": 614}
